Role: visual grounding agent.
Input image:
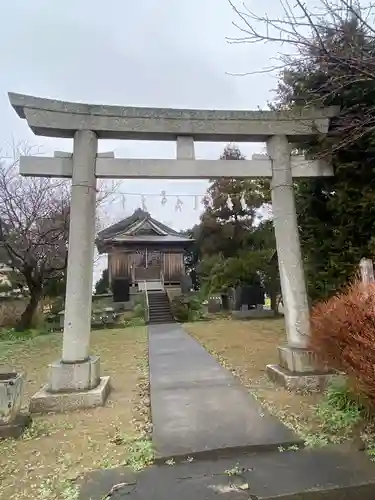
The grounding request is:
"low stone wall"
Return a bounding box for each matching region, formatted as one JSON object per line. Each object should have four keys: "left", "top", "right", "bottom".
{"left": 165, "top": 287, "right": 182, "bottom": 302}
{"left": 232, "top": 308, "right": 276, "bottom": 320}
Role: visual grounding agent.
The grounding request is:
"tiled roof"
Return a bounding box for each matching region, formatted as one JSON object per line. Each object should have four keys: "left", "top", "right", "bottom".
{"left": 96, "top": 209, "right": 193, "bottom": 249}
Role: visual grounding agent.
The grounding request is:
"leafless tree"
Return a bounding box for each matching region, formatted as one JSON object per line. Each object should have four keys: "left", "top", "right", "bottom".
{"left": 228, "top": 0, "right": 375, "bottom": 150}
{"left": 0, "top": 142, "right": 118, "bottom": 330}
{"left": 228, "top": 0, "right": 375, "bottom": 77}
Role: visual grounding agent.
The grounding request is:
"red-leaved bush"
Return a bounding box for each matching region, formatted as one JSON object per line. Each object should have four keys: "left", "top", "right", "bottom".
{"left": 310, "top": 279, "right": 375, "bottom": 407}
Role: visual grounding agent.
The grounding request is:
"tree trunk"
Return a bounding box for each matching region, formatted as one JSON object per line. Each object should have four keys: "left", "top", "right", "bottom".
{"left": 16, "top": 289, "right": 42, "bottom": 331}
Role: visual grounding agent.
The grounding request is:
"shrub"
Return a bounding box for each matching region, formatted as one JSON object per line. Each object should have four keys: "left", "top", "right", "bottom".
{"left": 310, "top": 279, "right": 375, "bottom": 408}
{"left": 123, "top": 316, "right": 145, "bottom": 328}
{"left": 131, "top": 295, "right": 146, "bottom": 324}
{"left": 0, "top": 327, "right": 49, "bottom": 342}
{"left": 0, "top": 299, "right": 25, "bottom": 327}
{"left": 170, "top": 294, "right": 205, "bottom": 322}
{"left": 316, "top": 380, "right": 363, "bottom": 433}
{"left": 133, "top": 302, "right": 145, "bottom": 318}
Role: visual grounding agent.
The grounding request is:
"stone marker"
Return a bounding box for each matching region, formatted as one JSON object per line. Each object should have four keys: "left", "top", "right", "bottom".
{"left": 180, "top": 274, "right": 192, "bottom": 294}
{"left": 58, "top": 310, "right": 65, "bottom": 329}
{"left": 207, "top": 297, "right": 221, "bottom": 314}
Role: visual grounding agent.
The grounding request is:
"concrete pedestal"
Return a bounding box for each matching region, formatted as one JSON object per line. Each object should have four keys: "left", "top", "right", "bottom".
{"left": 29, "top": 356, "right": 110, "bottom": 413}
{"left": 49, "top": 356, "right": 101, "bottom": 392}
{"left": 30, "top": 377, "right": 111, "bottom": 414}
{"left": 267, "top": 346, "right": 339, "bottom": 392}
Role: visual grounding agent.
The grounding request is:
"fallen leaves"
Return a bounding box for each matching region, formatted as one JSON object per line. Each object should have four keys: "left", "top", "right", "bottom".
{"left": 0, "top": 326, "right": 151, "bottom": 499}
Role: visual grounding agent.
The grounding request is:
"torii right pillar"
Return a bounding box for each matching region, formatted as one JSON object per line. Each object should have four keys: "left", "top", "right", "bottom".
{"left": 266, "top": 136, "right": 334, "bottom": 392}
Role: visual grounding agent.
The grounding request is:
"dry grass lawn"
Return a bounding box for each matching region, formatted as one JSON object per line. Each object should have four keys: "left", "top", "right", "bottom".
{"left": 185, "top": 318, "right": 322, "bottom": 438}
{"left": 0, "top": 327, "right": 150, "bottom": 500}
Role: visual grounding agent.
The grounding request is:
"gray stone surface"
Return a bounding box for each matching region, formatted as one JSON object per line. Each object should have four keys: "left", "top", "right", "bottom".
{"left": 62, "top": 129, "right": 97, "bottom": 363}
{"left": 0, "top": 371, "right": 24, "bottom": 424}
{"left": 267, "top": 364, "right": 339, "bottom": 392}
{"left": 207, "top": 298, "right": 221, "bottom": 313}
{"left": 79, "top": 448, "right": 375, "bottom": 500}
{"left": 149, "top": 324, "right": 300, "bottom": 460}
{"left": 20, "top": 155, "right": 334, "bottom": 180}
{"left": 29, "top": 376, "right": 111, "bottom": 414}
{"left": 48, "top": 356, "right": 101, "bottom": 392}
{"left": 268, "top": 135, "right": 310, "bottom": 347}
{"left": 8, "top": 92, "right": 338, "bottom": 141}
{"left": 232, "top": 309, "right": 275, "bottom": 319}
{"left": 0, "top": 413, "right": 31, "bottom": 439}
{"left": 278, "top": 346, "right": 329, "bottom": 374}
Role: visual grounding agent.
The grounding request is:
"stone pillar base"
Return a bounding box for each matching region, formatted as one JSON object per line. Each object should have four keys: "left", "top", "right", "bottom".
{"left": 267, "top": 346, "right": 341, "bottom": 392}
{"left": 0, "top": 414, "right": 32, "bottom": 439}
{"left": 48, "top": 355, "right": 101, "bottom": 392}
{"left": 29, "top": 356, "right": 111, "bottom": 414}
{"left": 30, "top": 376, "right": 111, "bottom": 414}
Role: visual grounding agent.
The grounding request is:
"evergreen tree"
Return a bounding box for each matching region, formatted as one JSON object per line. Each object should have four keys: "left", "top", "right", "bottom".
{"left": 190, "top": 145, "right": 279, "bottom": 308}
{"left": 195, "top": 144, "right": 270, "bottom": 258}
{"left": 273, "top": 17, "right": 375, "bottom": 300}
{"left": 95, "top": 268, "right": 109, "bottom": 295}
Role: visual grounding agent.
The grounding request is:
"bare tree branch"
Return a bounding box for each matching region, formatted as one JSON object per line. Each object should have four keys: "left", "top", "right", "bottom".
{"left": 0, "top": 144, "right": 119, "bottom": 329}
{"left": 228, "top": 0, "right": 375, "bottom": 152}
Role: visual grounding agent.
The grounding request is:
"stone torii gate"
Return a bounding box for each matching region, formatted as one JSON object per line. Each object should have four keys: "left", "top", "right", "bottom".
{"left": 8, "top": 93, "right": 338, "bottom": 412}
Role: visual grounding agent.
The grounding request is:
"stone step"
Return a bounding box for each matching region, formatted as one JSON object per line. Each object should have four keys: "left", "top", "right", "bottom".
{"left": 79, "top": 447, "right": 375, "bottom": 500}
{"left": 147, "top": 290, "right": 174, "bottom": 325}
{"left": 149, "top": 320, "right": 175, "bottom": 325}
{"left": 150, "top": 316, "right": 173, "bottom": 320}
{"left": 149, "top": 313, "right": 174, "bottom": 316}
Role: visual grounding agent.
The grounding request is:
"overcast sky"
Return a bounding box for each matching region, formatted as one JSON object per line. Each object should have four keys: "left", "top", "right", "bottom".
{"left": 0, "top": 0, "right": 282, "bottom": 279}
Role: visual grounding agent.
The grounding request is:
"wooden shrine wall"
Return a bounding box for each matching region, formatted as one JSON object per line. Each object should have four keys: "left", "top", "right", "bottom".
{"left": 163, "top": 252, "right": 184, "bottom": 282}
{"left": 108, "top": 251, "right": 131, "bottom": 282}
{"left": 108, "top": 248, "right": 185, "bottom": 284}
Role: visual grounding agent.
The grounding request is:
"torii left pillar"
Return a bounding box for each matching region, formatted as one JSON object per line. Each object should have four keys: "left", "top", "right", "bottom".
{"left": 30, "top": 130, "right": 111, "bottom": 414}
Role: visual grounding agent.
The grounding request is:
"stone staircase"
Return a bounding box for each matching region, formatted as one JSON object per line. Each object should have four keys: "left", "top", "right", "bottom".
{"left": 147, "top": 291, "right": 175, "bottom": 324}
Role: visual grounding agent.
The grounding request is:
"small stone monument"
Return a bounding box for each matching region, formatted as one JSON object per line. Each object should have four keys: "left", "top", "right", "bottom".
{"left": 207, "top": 296, "right": 221, "bottom": 313}
{"left": 58, "top": 310, "right": 65, "bottom": 329}
{"left": 0, "top": 372, "right": 31, "bottom": 438}
{"left": 181, "top": 274, "right": 193, "bottom": 294}
{"left": 227, "top": 287, "right": 235, "bottom": 310}
{"left": 232, "top": 283, "right": 273, "bottom": 319}
{"left": 359, "top": 258, "right": 375, "bottom": 284}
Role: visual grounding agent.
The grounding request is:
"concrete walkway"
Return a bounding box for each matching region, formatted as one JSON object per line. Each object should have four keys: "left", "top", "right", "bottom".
{"left": 148, "top": 323, "right": 299, "bottom": 460}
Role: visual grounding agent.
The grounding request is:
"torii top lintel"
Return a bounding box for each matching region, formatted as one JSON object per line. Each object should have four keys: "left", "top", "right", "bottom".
{"left": 8, "top": 92, "right": 339, "bottom": 142}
